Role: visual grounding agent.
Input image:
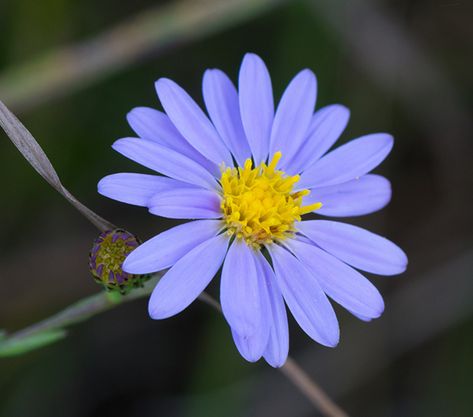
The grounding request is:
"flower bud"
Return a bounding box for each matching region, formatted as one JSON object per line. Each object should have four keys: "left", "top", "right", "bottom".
{"left": 89, "top": 229, "right": 149, "bottom": 293}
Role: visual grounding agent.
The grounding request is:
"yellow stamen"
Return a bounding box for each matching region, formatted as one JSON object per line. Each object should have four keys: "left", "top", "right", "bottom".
{"left": 220, "top": 152, "right": 322, "bottom": 248}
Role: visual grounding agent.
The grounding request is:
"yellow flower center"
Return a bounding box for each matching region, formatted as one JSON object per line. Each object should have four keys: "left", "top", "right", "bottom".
{"left": 220, "top": 152, "right": 322, "bottom": 248}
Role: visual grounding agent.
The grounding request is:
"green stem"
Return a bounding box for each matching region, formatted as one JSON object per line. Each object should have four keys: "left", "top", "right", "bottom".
{"left": 4, "top": 274, "right": 162, "bottom": 345}
{"left": 3, "top": 272, "right": 221, "bottom": 350}
{"left": 2, "top": 273, "right": 348, "bottom": 417}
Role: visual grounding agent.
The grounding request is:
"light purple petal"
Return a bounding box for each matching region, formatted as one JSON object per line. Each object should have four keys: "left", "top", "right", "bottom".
{"left": 348, "top": 311, "right": 373, "bottom": 322}
{"left": 256, "top": 251, "right": 289, "bottom": 368}
{"left": 238, "top": 53, "right": 274, "bottom": 164}
{"left": 287, "top": 239, "right": 384, "bottom": 320}
{"left": 221, "top": 240, "right": 262, "bottom": 337}
{"left": 304, "top": 174, "right": 392, "bottom": 217}
{"left": 202, "top": 69, "right": 252, "bottom": 166}
{"left": 155, "top": 78, "right": 233, "bottom": 166}
{"left": 148, "top": 188, "right": 222, "bottom": 219}
{"left": 127, "top": 107, "right": 186, "bottom": 151}
{"left": 231, "top": 329, "right": 260, "bottom": 363}
{"left": 127, "top": 107, "right": 219, "bottom": 176}
{"left": 270, "top": 69, "right": 317, "bottom": 169}
{"left": 298, "top": 220, "right": 407, "bottom": 276}
{"left": 112, "top": 137, "right": 217, "bottom": 190}
{"left": 123, "top": 220, "right": 222, "bottom": 274}
{"left": 148, "top": 234, "right": 229, "bottom": 319}
{"left": 298, "top": 133, "right": 394, "bottom": 189}
{"left": 288, "top": 104, "right": 350, "bottom": 174}
{"left": 127, "top": 107, "right": 171, "bottom": 147}
{"left": 98, "top": 173, "right": 196, "bottom": 207}
{"left": 231, "top": 251, "right": 271, "bottom": 362}
{"left": 266, "top": 243, "right": 339, "bottom": 347}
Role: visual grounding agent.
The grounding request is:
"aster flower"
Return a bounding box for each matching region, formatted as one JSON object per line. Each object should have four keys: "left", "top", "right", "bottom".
{"left": 98, "top": 53, "right": 407, "bottom": 367}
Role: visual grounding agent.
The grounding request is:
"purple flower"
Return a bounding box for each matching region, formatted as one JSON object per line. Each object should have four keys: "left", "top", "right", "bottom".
{"left": 98, "top": 53, "right": 407, "bottom": 367}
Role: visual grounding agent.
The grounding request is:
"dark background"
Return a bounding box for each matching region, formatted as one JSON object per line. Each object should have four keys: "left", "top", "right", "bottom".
{"left": 0, "top": 0, "right": 472, "bottom": 416}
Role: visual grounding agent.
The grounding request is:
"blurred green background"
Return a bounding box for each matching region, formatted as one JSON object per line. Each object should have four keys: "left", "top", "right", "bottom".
{"left": 0, "top": 0, "right": 472, "bottom": 416}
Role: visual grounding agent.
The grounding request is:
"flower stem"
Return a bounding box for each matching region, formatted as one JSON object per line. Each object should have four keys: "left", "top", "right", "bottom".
{"left": 198, "top": 291, "right": 349, "bottom": 417}
{"left": 281, "top": 357, "right": 349, "bottom": 417}
{"left": 2, "top": 276, "right": 349, "bottom": 416}
{"left": 3, "top": 274, "right": 162, "bottom": 345}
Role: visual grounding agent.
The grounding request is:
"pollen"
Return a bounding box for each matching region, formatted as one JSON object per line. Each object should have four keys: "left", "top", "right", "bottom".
{"left": 220, "top": 152, "right": 322, "bottom": 248}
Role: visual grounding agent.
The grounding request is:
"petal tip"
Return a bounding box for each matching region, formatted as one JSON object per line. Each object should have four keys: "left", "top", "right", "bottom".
{"left": 240, "top": 351, "right": 261, "bottom": 363}
{"left": 371, "top": 297, "right": 386, "bottom": 319}
{"left": 380, "top": 133, "right": 394, "bottom": 150}
{"left": 96, "top": 176, "right": 109, "bottom": 195}
{"left": 241, "top": 52, "right": 267, "bottom": 70}
{"left": 384, "top": 245, "right": 408, "bottom": 276}
{"left": 242, "top": 51, "right": 260, "bottom": 61}
{"left": 327, "top": 335, "right": 340, "bottom": 348}
{"left": 339, "top": 104, "right": 351, "bottom": 120}
{"left": 111, "top": 137, "right": 129, "bottom": 152}
{"left": 264, "top": 353, "right": 288, "bottom": 368}
{"left": 121, "top": 258, "right": 133, "bottom": 274}
{"left": 299, "top": 68, "right": 316, "bottom": 82}
{"left": 202, "top": 68, "right": 213, "bottom": 80}
{"left": 154, "top": 77, "right": 174, "bottom": 96}
{"left": 322, "top": 325, "right": 340, "bottom": 348}
{"left": 122, "top": 255, "right": 146, "bottom": 275}
{"left": 265, "top": 358, "right": 286, "bottom": 368}
{"left": 148, "top": 301, "right": 164, "bottom": 320}
{"left": 396, "top": 252, "right": 409, "bottom": 274}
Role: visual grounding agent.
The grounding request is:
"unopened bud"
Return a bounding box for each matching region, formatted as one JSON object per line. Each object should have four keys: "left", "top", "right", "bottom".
{"left": 89, "top": 229, "right": 149, "bottom": 293}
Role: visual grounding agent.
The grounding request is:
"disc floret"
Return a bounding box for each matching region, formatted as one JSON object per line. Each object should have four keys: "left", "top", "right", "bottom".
{"left": 220, "top": 152, "right": 322, "bottom": 248}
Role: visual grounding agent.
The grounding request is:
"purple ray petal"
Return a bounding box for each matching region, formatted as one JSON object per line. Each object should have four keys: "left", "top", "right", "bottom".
{"left": 266, "top": 243, "right": 339, "bottom": 347}
{"left": 298, "top": 220, "right": 408, "bottom": 276}
{"left": 123, "top": 220, "right": 222, "bottom": 274}
{"left": 348, "top": 310, "right": 373, "bottom": 322}
{"left": 255, "top": 251, "right": 289, "bottom": 368}
{"left": 202, "top": 69, "right": 252, "bottom": 167}
{"left": 148, "top": 234, "right": 229, "bottom": 319}
{"left": 98, "top": 173, "right": 201, "bottom": 207}
{"left": 298, "top": 133, "right": 394, "bottom": 189}
{"left": 231, "top": 249, "right": 273, "bottom": 362}
{"left": 155, "top": 78, "right": 233, "bottom": 166}
{"left": 304, "top": 174, "right": 391, "bottom": 217}
{"left": 270, "top": 69, "right": 317, "bottom": 168}
{"left": 127, "top": 107, "right": 219, "bottom": 176}
{"left": 221, "top": 240, "right": 263, "bottom": 338}
{"left": 148, "top": 188, "right": 222, "bottom": 219}
{"left": 287, "top": 239, "right": 385, "bottom": 320}
{"left": 112, "top": 137, "right": 217, "bottom": 190}
{"left": 238, "top": 53, "right": 274, "bottom": 164}
{"left": 288, "top": 104, "right": 350, "bottom": 174}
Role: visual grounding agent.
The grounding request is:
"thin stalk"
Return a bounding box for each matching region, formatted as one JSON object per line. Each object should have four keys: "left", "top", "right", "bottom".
{"left": 5, "top": 274, "right": 162, "bottom": 344}
{"left": 281, "top": 357, "right": 349, "bottom": 417}
{"left": 3, "top": 277, "right": 349, "bottom": 416}
{"left": 198, "top": 288, "right": 350, "bottom": 417}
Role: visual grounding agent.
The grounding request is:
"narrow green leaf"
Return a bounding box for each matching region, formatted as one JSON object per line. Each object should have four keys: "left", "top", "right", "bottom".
{"left": 0, "top": 99, "right": 115, "bottom": 231}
